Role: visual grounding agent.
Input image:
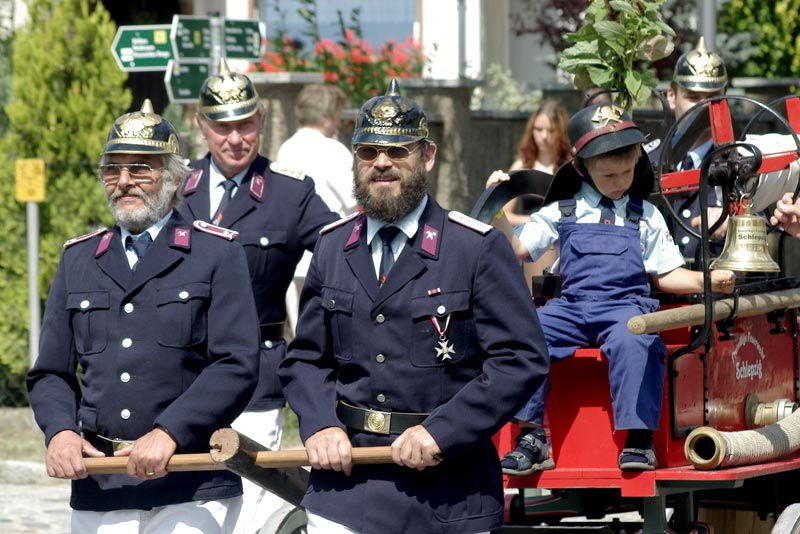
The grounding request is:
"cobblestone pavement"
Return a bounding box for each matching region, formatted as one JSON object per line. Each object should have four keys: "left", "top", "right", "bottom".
{"left": 0, "top": 460, "right": 72, "bottom": 533}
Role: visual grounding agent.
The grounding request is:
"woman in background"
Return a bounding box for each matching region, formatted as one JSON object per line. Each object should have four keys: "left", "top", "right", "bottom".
{"left": 489, "top": 99, "right": 571, "bottom": 286}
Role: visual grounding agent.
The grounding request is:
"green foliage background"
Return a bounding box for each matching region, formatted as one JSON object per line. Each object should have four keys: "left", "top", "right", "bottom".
{"left": 718, "top": 0, "right": 800, "bottom": 78}
{"left": 0, "top": 0, "right": 130, "bottom": 404}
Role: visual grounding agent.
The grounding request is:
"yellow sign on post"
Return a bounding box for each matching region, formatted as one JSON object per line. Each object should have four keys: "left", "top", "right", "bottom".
{"left": 15, "top": 158, "right": 46, "bottom": 202}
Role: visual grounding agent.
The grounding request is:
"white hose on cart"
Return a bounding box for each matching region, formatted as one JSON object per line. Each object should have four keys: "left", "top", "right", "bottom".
{"left": 685, "top": 409, "right": 800, "bottom": 470}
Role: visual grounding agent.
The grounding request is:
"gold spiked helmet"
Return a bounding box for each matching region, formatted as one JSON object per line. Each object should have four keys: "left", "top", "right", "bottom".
{"left": 352, "top": 79, "right": 428, "bottom": 146}
{"left": 198, "top": 58, "right": 260, "bottom": 122}
{"left": 673, "top": 37, "right": 728, "bottom": 93}
{"left": 103, "top": 99, "right": 180, "bottom": 155}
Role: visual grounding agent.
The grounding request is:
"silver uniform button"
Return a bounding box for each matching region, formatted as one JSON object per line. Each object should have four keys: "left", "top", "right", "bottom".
{"left": 681, "top": 236, "right": 691, "bottom": 245}
{"left": 264, "top": 340, "right": 273, "bottom": 349}
{"left": 121, "top": 338, "right": 132, "bottom": 348}
{"left": 328, "top": 299, "right": 336, "bottom": 309}
{"left": 80, "top": 300, "right": 90, "bottom": 309}
{"left": 436, "top": 305, "right": 446, "bottom": 315}
{"left": 376, "top": 314, "right": 385, "bottom": 324}
{"left": 376, "top": 394, "right": 386, "bottom": 403}
{"left": 259, "top": 236, "right": 269, "bottom": 247}
{"left": 123, "top": 303, "right": 134, "bottom": 313}
{"left": 120, "top": 409, "right": 131, "bottom": 420}
{"left": 179, "top": 290, "right": 189, "bottom": 300}
{"left": 120, "top": 372, "right": 131, "bottom": 383}
{"left": 681, "top": 209, "right": 692, "bottom": 219}
{"left": 375, "top": 354, "right": 385, "bottom": 363}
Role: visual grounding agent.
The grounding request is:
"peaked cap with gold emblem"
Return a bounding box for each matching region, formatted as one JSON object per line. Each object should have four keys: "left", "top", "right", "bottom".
{"left": 546, "top": 103, "right": 653, "bottom": 203}
{"left": 103, "top": 99, "right": 180, "bottom": 155}
{"left": 673, "top": 37, "right": 728, "bottom": 93}
{"left": 199, "top": 57, "right": 260, "bottom": 122}
{"left": 352, "top": 79, "right": 428, "bottom": 146}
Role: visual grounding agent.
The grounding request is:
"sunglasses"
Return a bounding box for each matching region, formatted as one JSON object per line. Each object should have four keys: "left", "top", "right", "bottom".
{"left": 355, "top": 143, "right": 423, "bottom": 162}
{"left": 99, "top": 163, "right": 163, "bottom": 185}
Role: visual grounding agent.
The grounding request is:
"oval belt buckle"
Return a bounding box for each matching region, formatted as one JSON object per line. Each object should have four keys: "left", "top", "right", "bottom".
{"left": 366, "top": 411, "right": 389, "bottom": 434}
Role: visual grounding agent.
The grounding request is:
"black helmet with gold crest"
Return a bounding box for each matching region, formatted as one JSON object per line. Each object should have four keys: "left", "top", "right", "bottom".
{"left": 199, "top": 58, "right": 260, "bottom": 122}
{"left": 103, "top": 99, "right": 180, "bottom": 155}
{"left": 546, "top": 103, "right": 653, "bottom": 203}
{"left": 352, "top": 79, "right": 428, "bottom": 146}
{"left": 673, "top": 37, "right": 728, "bottom": 93}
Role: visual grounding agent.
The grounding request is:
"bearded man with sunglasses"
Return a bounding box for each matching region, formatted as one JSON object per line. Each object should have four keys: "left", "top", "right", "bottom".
{"left": 279, "top": 80, "right": 550, "bottom": 534}
{"left": 26, "top": 100, "right": 260, "bottom": 533}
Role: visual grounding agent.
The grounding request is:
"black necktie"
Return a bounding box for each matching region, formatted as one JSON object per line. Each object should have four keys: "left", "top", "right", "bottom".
{"left": 378, "top": 226, "right": 401, "bottom": 286}
{"left": 126, "top": 233, "right": 152, "bottom": 270}
{"left": 212, "top": 180, "right": 237, "bottom": 225}
{"left": 599, "top": 197, "right": 615, "bottom": 225}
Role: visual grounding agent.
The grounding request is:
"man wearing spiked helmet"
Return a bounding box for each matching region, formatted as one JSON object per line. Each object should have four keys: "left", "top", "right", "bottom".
{"left": 655, "top": 37, "right": 730, "bottom": 262}
{"left": 180, "top": 58, "right": 339, "bottom": 531}
{"left": 27, "top": 100, "right": 260, "bottom": 532}
{"left": 278, "top": 80, "right": 550, "bottom": 534}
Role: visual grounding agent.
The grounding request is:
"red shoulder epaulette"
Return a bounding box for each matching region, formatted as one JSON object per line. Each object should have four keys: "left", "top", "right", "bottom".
{"left": 448, "top": 211, "right": 492, "bottom": 235}
{"left": 63, "top": 227, "right": 108, "bottom": 248}
{"left": 320, "top": 212, "right": 360, "bottom": 235}
{"left": 193, "top": 220, "right": 239, "bottom": 241}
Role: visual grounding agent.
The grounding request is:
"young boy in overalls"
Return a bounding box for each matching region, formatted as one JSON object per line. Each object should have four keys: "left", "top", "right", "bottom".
{"left": 487, "top": 103, "right": 736, "bottom": 472}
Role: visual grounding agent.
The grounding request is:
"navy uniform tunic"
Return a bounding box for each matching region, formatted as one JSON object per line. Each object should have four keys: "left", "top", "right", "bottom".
{"left": 26, "top": 210, "right": 260, "bottom": 511}
{"left": 279, "top": 196, "right": 550, "bottom": 534}
{"left": 180, "top": 155, "right": 339, "bottom": 410}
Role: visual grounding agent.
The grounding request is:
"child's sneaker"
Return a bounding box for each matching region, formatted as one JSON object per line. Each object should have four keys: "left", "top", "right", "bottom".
{"left": 618, "top": 447, "right": 657, "bottom": 471}
{"left": 500, "top": 428, "right": 554, "bottom": 476}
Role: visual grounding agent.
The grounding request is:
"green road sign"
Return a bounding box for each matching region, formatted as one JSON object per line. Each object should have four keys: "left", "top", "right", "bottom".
{"left": 164, "top": 60, "right": 209, "bottom": 104}
{"left": 171, "top": 15, "right": 213, "bottom": 61}
{"left": 223, "top": 19, "right": 264, "bottom": 60}
{"left": 111, "top": 25, "right": 173, "bottom": 72}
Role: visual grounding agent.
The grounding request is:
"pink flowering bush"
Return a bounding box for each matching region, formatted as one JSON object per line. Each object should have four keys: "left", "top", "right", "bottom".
{"left": 255, "top": 2, "right": 427, "bottom": 105}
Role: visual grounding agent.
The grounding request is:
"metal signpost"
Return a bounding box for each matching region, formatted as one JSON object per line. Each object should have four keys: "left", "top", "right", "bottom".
{"left": 111, "top": 15, "right": 265, "bottom": 104}
{"left": 15, "top": 158, "right": 45, "bottom": 366}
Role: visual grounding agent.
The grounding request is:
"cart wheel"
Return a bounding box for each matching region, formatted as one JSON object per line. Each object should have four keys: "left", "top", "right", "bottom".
{"left": 259, "top": 502, "right": 307, "bottom": 534}
{"left": 772, "top": 503, "right": 800, "bottom": 534}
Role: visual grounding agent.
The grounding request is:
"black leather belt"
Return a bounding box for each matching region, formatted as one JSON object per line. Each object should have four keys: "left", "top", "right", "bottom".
{"left": 336, "top": 401, "right": 428, "bottom": 435}
{"left": 83, "top": 431, "right": 134, "bottom": 456}
{"left": 260, "top": 322, "right": 284, "bottom": 342}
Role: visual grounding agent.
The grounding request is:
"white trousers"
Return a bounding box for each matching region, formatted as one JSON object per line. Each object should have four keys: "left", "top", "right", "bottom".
{"left": 71, "top": 497, "right": 241, "bottom": 534}
{"left": 230, "top": 408, "right": 285, "bottom": 534}
{"left": 306, "top": 511, "right": 490, "bottom": 534}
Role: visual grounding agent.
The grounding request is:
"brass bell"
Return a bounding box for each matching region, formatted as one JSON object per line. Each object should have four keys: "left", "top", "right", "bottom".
{"left": 709, "top": 205, "right": 780, "bottom": 272}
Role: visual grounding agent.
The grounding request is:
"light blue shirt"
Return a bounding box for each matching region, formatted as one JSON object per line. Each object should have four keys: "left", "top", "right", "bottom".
{"left": 120, "top": 210, "right": 173, "bottom": 268}
{"left": 515, "top": 183, "right": 685, "bottom": 275}
{"left": 366, "top": 196, "right": 428, "bottom": 278}
{"left": 209, "top": 159, "right": 247, "bottom": 216}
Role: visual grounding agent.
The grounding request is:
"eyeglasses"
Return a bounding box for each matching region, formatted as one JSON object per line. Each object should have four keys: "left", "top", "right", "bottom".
{"left": 355, "top": 143, "right": 423, "bottom": 162}
{"left": 99, "top": 163, "right": 163, "bottom": 185}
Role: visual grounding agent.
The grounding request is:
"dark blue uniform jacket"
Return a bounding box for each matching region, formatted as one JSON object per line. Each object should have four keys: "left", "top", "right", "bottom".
{"left": 26, "top": 210, "right": 260, "bottom": 511}
{"left": 279, "top": 196, "right": 550, "bottom": 534}
{"left": 181, "top": 155, "right": 338, "bottom": 410}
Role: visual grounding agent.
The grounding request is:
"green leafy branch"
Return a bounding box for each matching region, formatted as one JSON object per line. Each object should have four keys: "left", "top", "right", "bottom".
{"left": 558, "top": 0, "right": 675, "bottom": 110}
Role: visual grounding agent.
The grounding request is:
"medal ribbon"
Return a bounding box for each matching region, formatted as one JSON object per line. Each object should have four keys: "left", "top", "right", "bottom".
{"left": 430, "top": 314, "right": 451, "bottom": 339}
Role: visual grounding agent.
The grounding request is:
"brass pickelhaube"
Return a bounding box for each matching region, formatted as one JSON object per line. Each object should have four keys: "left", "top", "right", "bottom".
{"left": 352, "top": 79, "right": 429, "bottom": 146}
{"left": 103, "top": 99, "right": 180, "bottom": 155}
{"left": 198, "top": 58, "right": 260, "bottom": 122}
{"left": 673, "top": 37, "right": 728, "bottom": 93}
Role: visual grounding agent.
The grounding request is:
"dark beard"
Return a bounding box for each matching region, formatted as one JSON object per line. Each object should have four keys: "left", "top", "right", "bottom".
{"left": 353, "top": 163, "right": 427, "bottom": 222}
